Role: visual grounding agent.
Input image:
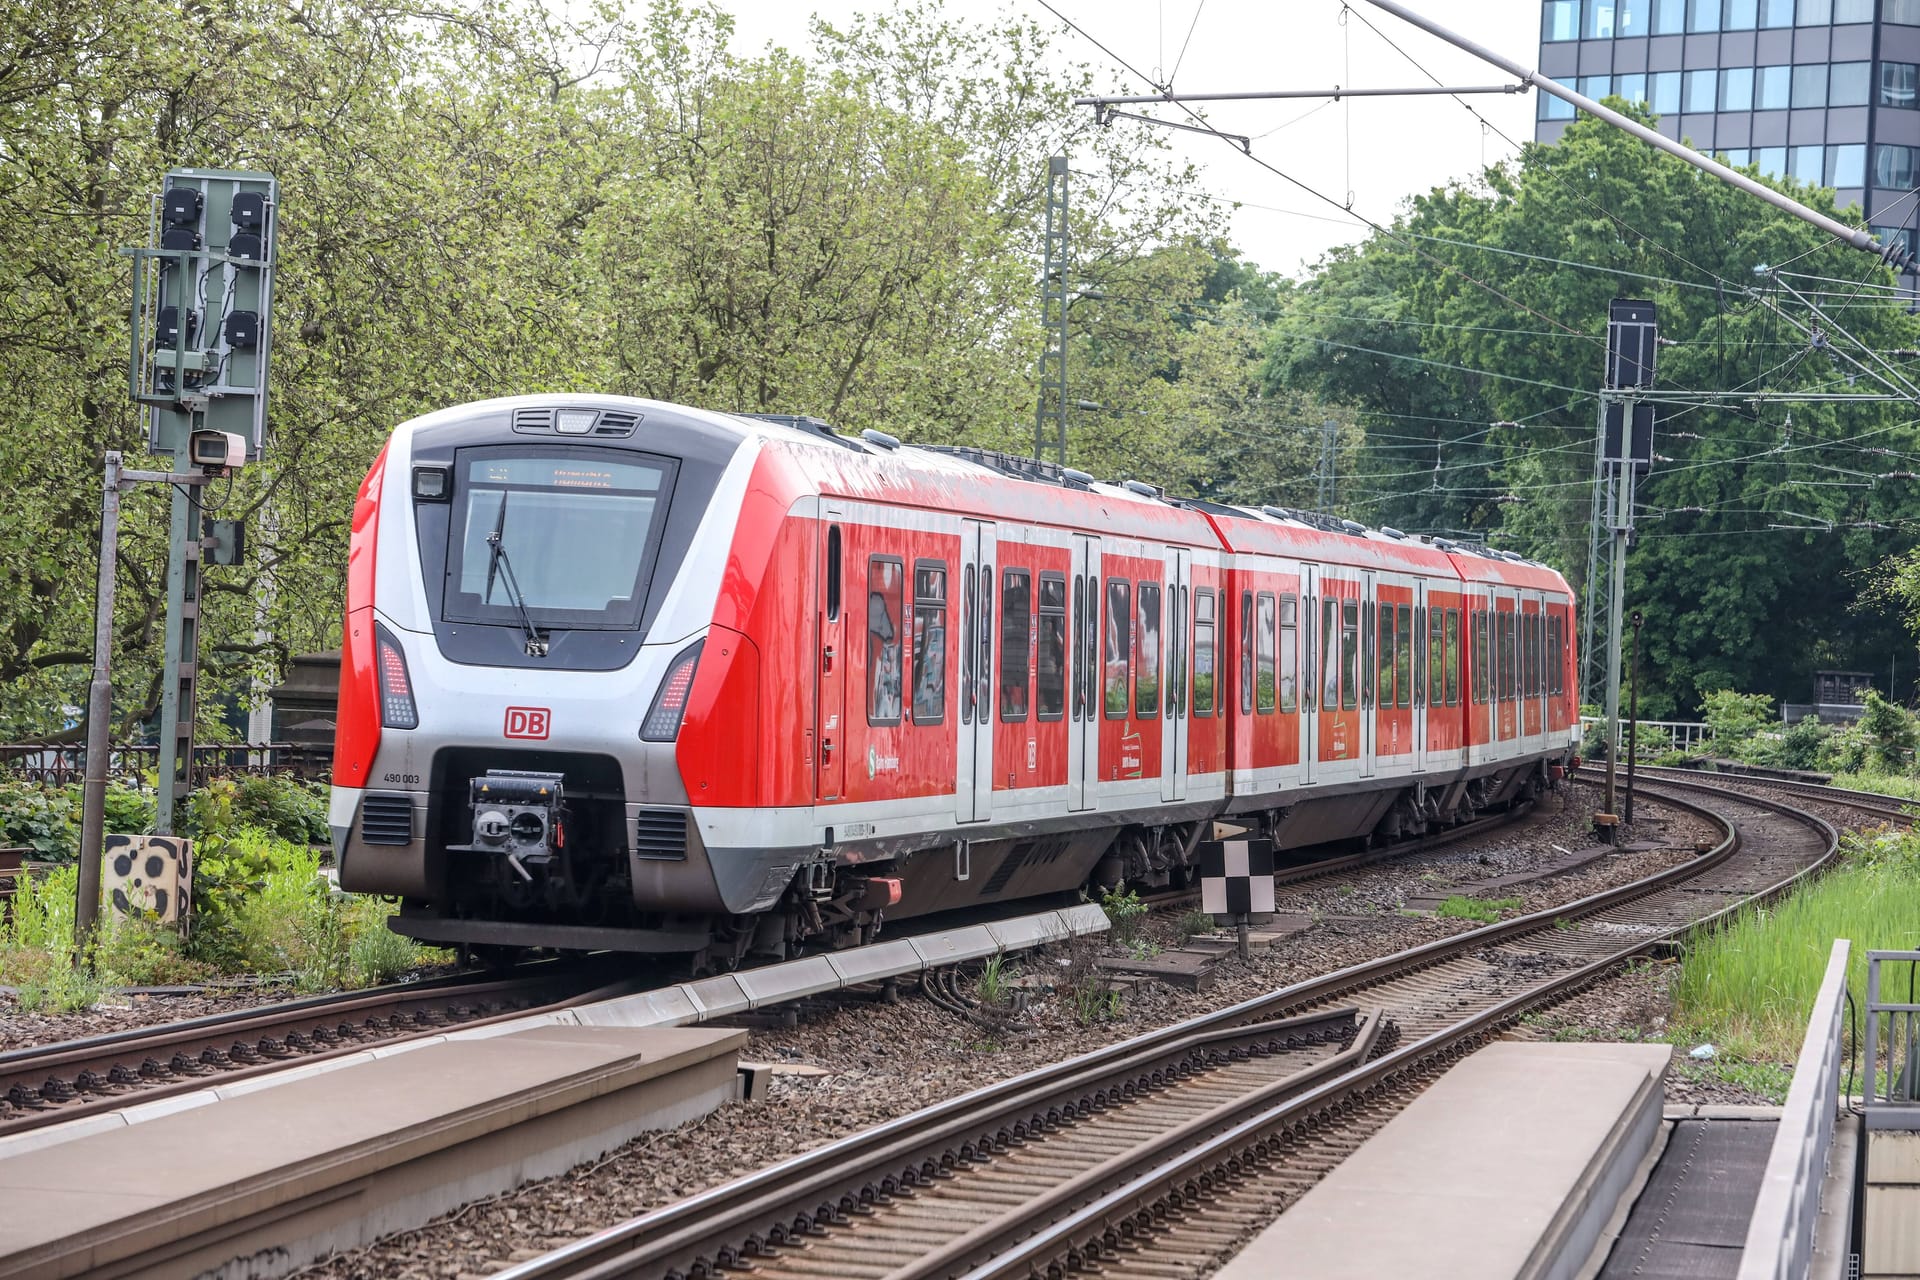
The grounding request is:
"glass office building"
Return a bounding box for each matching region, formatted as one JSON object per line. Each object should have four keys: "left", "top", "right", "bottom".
{"left": 1537, "top": 0, "right": 1920, "bottom": 260}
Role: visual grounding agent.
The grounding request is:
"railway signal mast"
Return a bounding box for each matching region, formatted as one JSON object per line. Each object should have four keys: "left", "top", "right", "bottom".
{"left": 1598, "top": 302, "right": 1656, "bottom": 831}
{"left": 75, "top": 170, "right": 277, "bottom": 957}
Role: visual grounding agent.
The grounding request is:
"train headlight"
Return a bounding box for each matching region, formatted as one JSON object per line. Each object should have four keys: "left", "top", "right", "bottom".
{"left": 640, "top": 640, "right": 704, "bottom": 741}
{"left": 374, "top": 624, "right": 419, "bottom": 729}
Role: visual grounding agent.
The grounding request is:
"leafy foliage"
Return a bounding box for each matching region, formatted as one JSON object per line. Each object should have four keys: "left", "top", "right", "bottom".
{"left": 1269, "top": 107, "right": 1920, "bottom": 714}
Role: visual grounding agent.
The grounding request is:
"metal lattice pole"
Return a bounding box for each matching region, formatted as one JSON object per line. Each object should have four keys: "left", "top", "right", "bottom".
{"left": 1035, "top": 156, "right": 1069, "bottom": 465}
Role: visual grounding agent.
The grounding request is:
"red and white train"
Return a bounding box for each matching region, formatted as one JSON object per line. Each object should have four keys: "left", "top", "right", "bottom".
{"left": 331, "top": 395, "right": 1580, "bottom": 964}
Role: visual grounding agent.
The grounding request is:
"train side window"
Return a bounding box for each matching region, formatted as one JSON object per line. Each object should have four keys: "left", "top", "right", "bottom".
{"left": 826, "top": 526, "right": 842, "bottom": 621}
{"left": 999, "top": 569, "right": 1031, "bottom": 722}
{"left": 1412, "top": 605, "right": 1425, "bottom": 708}
{"left": 1275, "top": 594, "right": 1294, "bottom": 712}
{"left": 1037, "top": 573, "right": 1067, "bottom": 721}
{"left": 1090, "top": 579, "right": 1105, "bottom": 721}
{"left": 1321, "top": 597, "right": 1339, "bottom": 710}
{"left": 1104, "top": 579, "right": 1131, "bottom": 719}
{"left": 1376, "top": 603, "right": 1395, "bottom": 712}
{"left": 1426, "top": 607, "right": 1442, "bottom": 708}
{"left": 1303, "top": 595, "right": 1315, "bottom": 712}
{"left": 912, "top": 561, "right": 947, "bottom": 726}
{"left": 1500, "top": 612, "right": 1514, "bottom": 703}
{"left": 1340, "top": 601, "right": 1359, "bottom": 712}
{"left": 1361, "top": 598, "right": 1374, "bottom": 710}
{"left": 1193, "top": 589, "right": 1216, "bottom": 717}
{"left": 1472, "top": 610, "right": 1489, "bottom": 705}
{"left": 1446, "top": 608, "right": 1461, "bottom": 706}
{"left": 1396, "top": 604, "right": 1412, "bottom": 709}
{"left": 1543, "top": 614, "right": 1559, "bottom": 694}
{"left": 1255, "top": 592, "right": 1277, "bottom": 713}
{"left": 1240, "top": 591, "right": 1254, "bottom": 715}
{"left": 962, "top": 566, "right": 976, "bottom": 724}
{"left": 867, "top": 557, "right": 905, "bottom": 726}
{"left": 1137, "top": 583, "right": 1162, "bottom": 717}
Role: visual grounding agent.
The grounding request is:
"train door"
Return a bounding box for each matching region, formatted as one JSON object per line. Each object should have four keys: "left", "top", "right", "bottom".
{"left": 816, "top": 513, "right": 846, "bottom": 802}
{"left": 1161, "top": 548, "right": 1191, "bottom": 803}
{"left": 1494, "top": 587, "right": 1518, "bottom": 754}
{"left": 955, "top": 520, "right": 996, "bottom": 824}
{"left": 1069, "top": 534, "right": 1102, "bottom": 812}
{"left": 1360, "top": 570, "right": 1377, "bottom": 778}
{"left": 1300, "top": 564, "right": 1319, "bottom": 787}
{"left": 1413, "top": 580, "right": 1429, "bottom": 774}
{"left": 1523, "top": 593, "right": 1544, "bottom": 745}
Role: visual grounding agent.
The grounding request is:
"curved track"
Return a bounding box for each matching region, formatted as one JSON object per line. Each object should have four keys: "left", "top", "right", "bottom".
{"left": 492, "top": 776, "right": 1837, "bottom": 1280}
{"left": 0, "top": 960, "right": 641, "bottom": 1139}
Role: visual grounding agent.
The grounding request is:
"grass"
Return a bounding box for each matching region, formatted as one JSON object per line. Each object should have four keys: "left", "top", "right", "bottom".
{"left": 975, "top": 952, "right": 1013, "bottom": 1008}
{"left": 1098, "top": 885, "right": 1148, "bottom": 948}
{"left": 0, "top": 834, "right": 441, "bottom": 1012}
{"left": 1435, "top": 895, "right": 1522, "bottom": 923}
{"left": 1827, "top": 771, "right": 1920, "bottom": 804}
{"left": 1670, "top": 827, "right": 1920, "bottom": 1063}
{"left": 1176, "top": 909, "right": 1217, "bottom": 944}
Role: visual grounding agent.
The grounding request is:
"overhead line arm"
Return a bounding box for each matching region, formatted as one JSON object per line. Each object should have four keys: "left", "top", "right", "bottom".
{"left": 1360, "top": 0, "right": 1918, "bottom": 273}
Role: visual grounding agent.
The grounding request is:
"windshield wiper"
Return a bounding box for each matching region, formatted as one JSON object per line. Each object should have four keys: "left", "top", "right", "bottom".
{"left": 484, "top": 497, "right": 549, "bottom": 658}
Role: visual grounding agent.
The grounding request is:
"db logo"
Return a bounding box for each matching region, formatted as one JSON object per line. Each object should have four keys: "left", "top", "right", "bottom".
{"left": 504, "top": 707, "right": 550, "bottom": 740}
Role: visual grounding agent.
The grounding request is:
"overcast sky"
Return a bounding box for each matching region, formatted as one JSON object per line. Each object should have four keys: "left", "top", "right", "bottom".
{"left": 710, "top": 0, "right": 1543, "bottom": 277}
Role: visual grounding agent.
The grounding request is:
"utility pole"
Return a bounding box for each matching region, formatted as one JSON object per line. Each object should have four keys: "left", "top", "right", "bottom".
{"left": 1035, "top": 156, "right": 1070, "bottom": 466}
{"left": 75, "top": 454, "right": 210, "bottom": 963}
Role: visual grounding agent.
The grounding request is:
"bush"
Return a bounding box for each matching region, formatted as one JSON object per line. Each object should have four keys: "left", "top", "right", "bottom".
{"left": 346, "top": 896, "right": 421, "bottom": 988}
{"left": 1769, "top": 716, "right": 1830, "bottom": 772}
{"left": 1700, "top": 689, "right": 1776, "bottom": 760}
{"left": 1859, "top": 690, "right": 1919, "bottom": 774}
{"left": 1098, "top": 885, "right": 1148, "bottom": 947}
{"left": 187, "top": 776, "right": 329, "bottom": 845}
{"left": 0, "top": 780, "right": 78, "bottom": 860}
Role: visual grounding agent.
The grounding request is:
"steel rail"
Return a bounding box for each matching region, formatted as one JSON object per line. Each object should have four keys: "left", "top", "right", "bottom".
{"left": 934, "top": 781, "right": 1840, "bottom": 1280}
{"left": 0, "top": 959, "right": 633, "bottom": 1136}
{"left": 1633, "top": 763, "right": 1920, "bottom": 823}
{"left": 498, "top": 778, "right": 1834, "bottom": 1280}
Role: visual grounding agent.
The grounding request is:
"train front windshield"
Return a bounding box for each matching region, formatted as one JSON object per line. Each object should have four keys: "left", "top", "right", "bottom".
{"left": 443, "top": 447, "right": 677, "bottom": 631}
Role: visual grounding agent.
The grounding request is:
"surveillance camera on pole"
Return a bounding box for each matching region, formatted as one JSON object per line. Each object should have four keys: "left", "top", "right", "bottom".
{"left": 188, "top": 429, "right": 246, "bottom": 473}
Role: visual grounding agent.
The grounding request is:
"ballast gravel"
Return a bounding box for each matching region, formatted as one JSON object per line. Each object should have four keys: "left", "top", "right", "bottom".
{"left": 293, "top": 789, "right": 1725, "bottom": 1280}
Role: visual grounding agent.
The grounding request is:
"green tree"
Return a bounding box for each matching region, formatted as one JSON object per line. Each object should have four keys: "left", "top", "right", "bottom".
{"left": 1266, "top": 105, "right": 1920, "bottom": 714}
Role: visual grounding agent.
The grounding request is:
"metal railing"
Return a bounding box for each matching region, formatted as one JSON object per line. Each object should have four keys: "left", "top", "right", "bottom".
{"left": 1737, "top": 939, "right": 1851, "bottom": 1280}
{"left": 1863, "top": 950, "right": 1920, "bottom": 1115}
{"left": 0, "top": 742, "right": 330, "bottom": 785}
{"left": 1578, "top": 715, "right": 1715, "bottom": 757}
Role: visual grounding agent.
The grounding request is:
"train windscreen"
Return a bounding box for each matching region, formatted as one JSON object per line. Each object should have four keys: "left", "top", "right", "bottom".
{"left": 443, "top": 446, "right": 678, "bottom": 631}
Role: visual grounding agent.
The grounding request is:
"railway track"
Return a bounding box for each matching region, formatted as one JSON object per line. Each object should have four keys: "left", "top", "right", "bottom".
{"left": 493, "top": 776, "right": 1836, "bottom": 1280}
{"left": 1632, "top": 763, "right": 1920, "bottom": 826}
{"left": 0, "top": 959, "right": 642, "bottom": 1139}
{"left": 1141, "top": 798, "right": 1541, "bottom": 914}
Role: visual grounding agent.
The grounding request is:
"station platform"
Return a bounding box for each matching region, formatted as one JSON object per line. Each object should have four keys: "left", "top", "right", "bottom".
{"left": 1216, "top": 1041, "right": 1672, "bottom": 1280}
{"left": 0, "top": 1024, "right": 744, "bottom": 1280}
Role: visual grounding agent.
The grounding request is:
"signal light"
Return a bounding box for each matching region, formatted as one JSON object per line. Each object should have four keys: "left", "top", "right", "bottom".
{"left": 163, "top": 186, "right": 202, "bottom": 226}
{"left": 230, "top": 191, "right": 266, "bottom": 230}
{"left": 224, "top": 310, "right": 259, "bottom": 350}
{"left": 375, "top": 623, "right": 419, "bottom": 729}
{"left": 640, "top": 641, "right": 704, "bottom": 741}
{"left": 157, "top": 306, "right": 197, "bottom": 348}
{"left": 229, "top": 232, "right": 263, "bottom": 261}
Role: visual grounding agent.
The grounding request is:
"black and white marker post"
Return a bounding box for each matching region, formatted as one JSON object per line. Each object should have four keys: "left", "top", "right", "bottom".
{"left": 1199, "top": 830, "right": 1277, "bottom": 962}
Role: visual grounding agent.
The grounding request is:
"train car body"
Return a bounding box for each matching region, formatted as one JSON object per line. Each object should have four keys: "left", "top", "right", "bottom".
{"left": 331, "top": 395, "right": 1579, "bottom": 964}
